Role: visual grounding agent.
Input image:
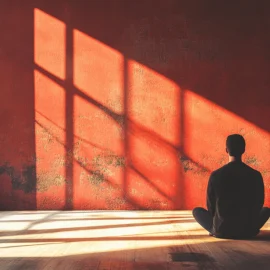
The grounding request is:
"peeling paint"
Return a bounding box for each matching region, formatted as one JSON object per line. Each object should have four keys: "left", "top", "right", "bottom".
{"left": 105, "top": 197, "right": 127, "bottom": 209}
{"left": 93, "top": 154, "right": 125, "bottom": 168}
{"left": 0, "top": 163, "right": 35, "bottom": 193}
{"left": 245, "top": 156, "right": 260, "bottom": 168}
{"left": 52, "top": 155, "right": 66, "bottom": 168}
{"left": 39, "top": 195, "right": 64, "bottom": 209}
{"left": 179, "top": 155, "right": 193, "bottom": 172}
{"left": 261, "top": 169, "right": 270, "bottom": 177}
{"left": 178, "top": 155, "right": 208, "bottom": 175}
{"left": 88, "top": 170, "right": 105, "bottom": 186}
{"left": 147, "top": 199, "right": 169, "bottom": 209}
{"left": 36, "top": 126, "right": 55, "bottom": 151}
{"left": 78, "top": 153, "right": 126, "bottom": 187}
{"left": 218, "top": 156, "right": 227, "bottom": 166}
{"left": 37, "top": 172, "right": 66, "bottom": 192}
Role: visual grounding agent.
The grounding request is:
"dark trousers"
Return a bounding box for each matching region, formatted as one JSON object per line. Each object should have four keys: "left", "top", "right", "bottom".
{"left": 192, "top": 207, "right": 270, "bottom": 235}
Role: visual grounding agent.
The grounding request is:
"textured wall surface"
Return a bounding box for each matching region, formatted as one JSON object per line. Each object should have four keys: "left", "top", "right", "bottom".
{"left": 0, "top": 0, "right": 270, "bottom": 210}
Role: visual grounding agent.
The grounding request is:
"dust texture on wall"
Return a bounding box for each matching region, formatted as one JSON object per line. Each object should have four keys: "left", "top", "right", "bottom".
{"left": 0, "top": 0, "right": 270, "bottom": 210}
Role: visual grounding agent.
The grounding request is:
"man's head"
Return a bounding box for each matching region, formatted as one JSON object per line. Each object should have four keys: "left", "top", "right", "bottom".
{"left": 226, "top": 134, "right": 245, "bottom": 157}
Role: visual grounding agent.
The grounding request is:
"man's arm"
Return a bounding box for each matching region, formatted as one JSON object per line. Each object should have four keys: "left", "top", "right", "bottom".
{"left": 254, "top": 172, "right": 264, "bottom": 211}
{"left": 207, "top": 173, "right": 216, "bottom": 217}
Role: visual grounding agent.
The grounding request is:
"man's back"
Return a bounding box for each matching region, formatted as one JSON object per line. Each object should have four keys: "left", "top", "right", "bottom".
{"left": 208, "top": 160, "right": 264, "bottom": 238}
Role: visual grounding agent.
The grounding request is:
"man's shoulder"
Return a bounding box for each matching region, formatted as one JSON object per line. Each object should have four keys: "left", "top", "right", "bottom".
{"left": 210, "top": 162, "right": 262, "bottom": 179}
{"left": 240, "top": 162, "right": 262, "bottom": 177}
{"left": 211, "top": 163, "right": 230, "bottom": 177}
{"left": 208, "top": 166, "right": 226, "bottom": 184}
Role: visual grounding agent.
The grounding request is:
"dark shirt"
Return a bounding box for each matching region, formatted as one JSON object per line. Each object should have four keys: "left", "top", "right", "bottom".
{"left": 207, "top": 160, "right": 264, "bottom": 238}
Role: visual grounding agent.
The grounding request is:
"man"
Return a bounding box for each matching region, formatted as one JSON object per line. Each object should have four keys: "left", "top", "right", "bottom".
{"left": 193, "top": 134, "right": 270, "bottom": 239}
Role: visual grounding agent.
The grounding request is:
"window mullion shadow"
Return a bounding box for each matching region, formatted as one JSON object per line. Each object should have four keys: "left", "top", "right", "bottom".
{"left": 64, "top": 20, "right": 74, "bottom": 210}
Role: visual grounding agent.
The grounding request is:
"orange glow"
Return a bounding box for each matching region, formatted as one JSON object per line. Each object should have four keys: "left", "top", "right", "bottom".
{"left": 127, "top": 60, "right": 181, "bottom": 209}
{"left": 73, "top": 30, "right": 125, "bottom": 209}
{"left": 73, "top": 29, "right": 124, "bottom": 114}
{"left": 34, "top": 9, "right": 67, "bottom": 209}
{"left": 31, "top": 9, "right": 270, "bottom": 210}
{"left": 128, "top": 60, "right": 180, "bottom": 145}
{"left": 73, "top": 96, "right": 124, "bottom": 209}
{"left": 34, "top": 8, "right": 66, "bottom": 80}
{"left": 184, "top": 90, "right": 270, "bottom": 208}
{"left": 34, "top": 70, "right": 66, "bottom": 209}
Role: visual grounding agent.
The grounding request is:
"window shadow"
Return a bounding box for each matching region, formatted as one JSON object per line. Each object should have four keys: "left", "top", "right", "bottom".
{"left": 0, "top": 2, "right": 36, "bottom": 210}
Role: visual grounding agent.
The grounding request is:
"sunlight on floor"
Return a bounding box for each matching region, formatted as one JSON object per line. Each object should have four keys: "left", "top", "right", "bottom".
{"left": 0, "top": 211, "right": 218, "bottom": 258}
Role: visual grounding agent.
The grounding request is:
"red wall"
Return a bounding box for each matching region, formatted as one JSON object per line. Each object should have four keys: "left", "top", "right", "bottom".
{"left": 0, "top": 0, "right": 270, "bottom": 210}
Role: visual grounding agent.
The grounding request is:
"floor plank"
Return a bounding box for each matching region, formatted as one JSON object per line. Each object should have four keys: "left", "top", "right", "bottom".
{"left": 0, "top": 211, "right": 269, "bottom": 269}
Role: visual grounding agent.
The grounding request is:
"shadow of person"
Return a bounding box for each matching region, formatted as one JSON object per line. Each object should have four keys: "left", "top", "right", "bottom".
{"left": 251, "top": 230, "right": 270, "bottom": 242}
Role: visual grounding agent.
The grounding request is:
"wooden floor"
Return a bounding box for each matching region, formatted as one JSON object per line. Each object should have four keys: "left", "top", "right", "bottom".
{"left": 0, "top": 211, "right": 270, "bottom": 270}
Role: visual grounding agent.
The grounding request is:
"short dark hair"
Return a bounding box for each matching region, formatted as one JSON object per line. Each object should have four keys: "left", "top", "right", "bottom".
{"left": 226, "top": 134, "right": 245, "bottom": 157}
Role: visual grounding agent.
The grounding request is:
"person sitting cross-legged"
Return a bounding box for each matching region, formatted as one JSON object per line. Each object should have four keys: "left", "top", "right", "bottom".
{"left": 193, "top": 134, "right": 270, "bottom": 239}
